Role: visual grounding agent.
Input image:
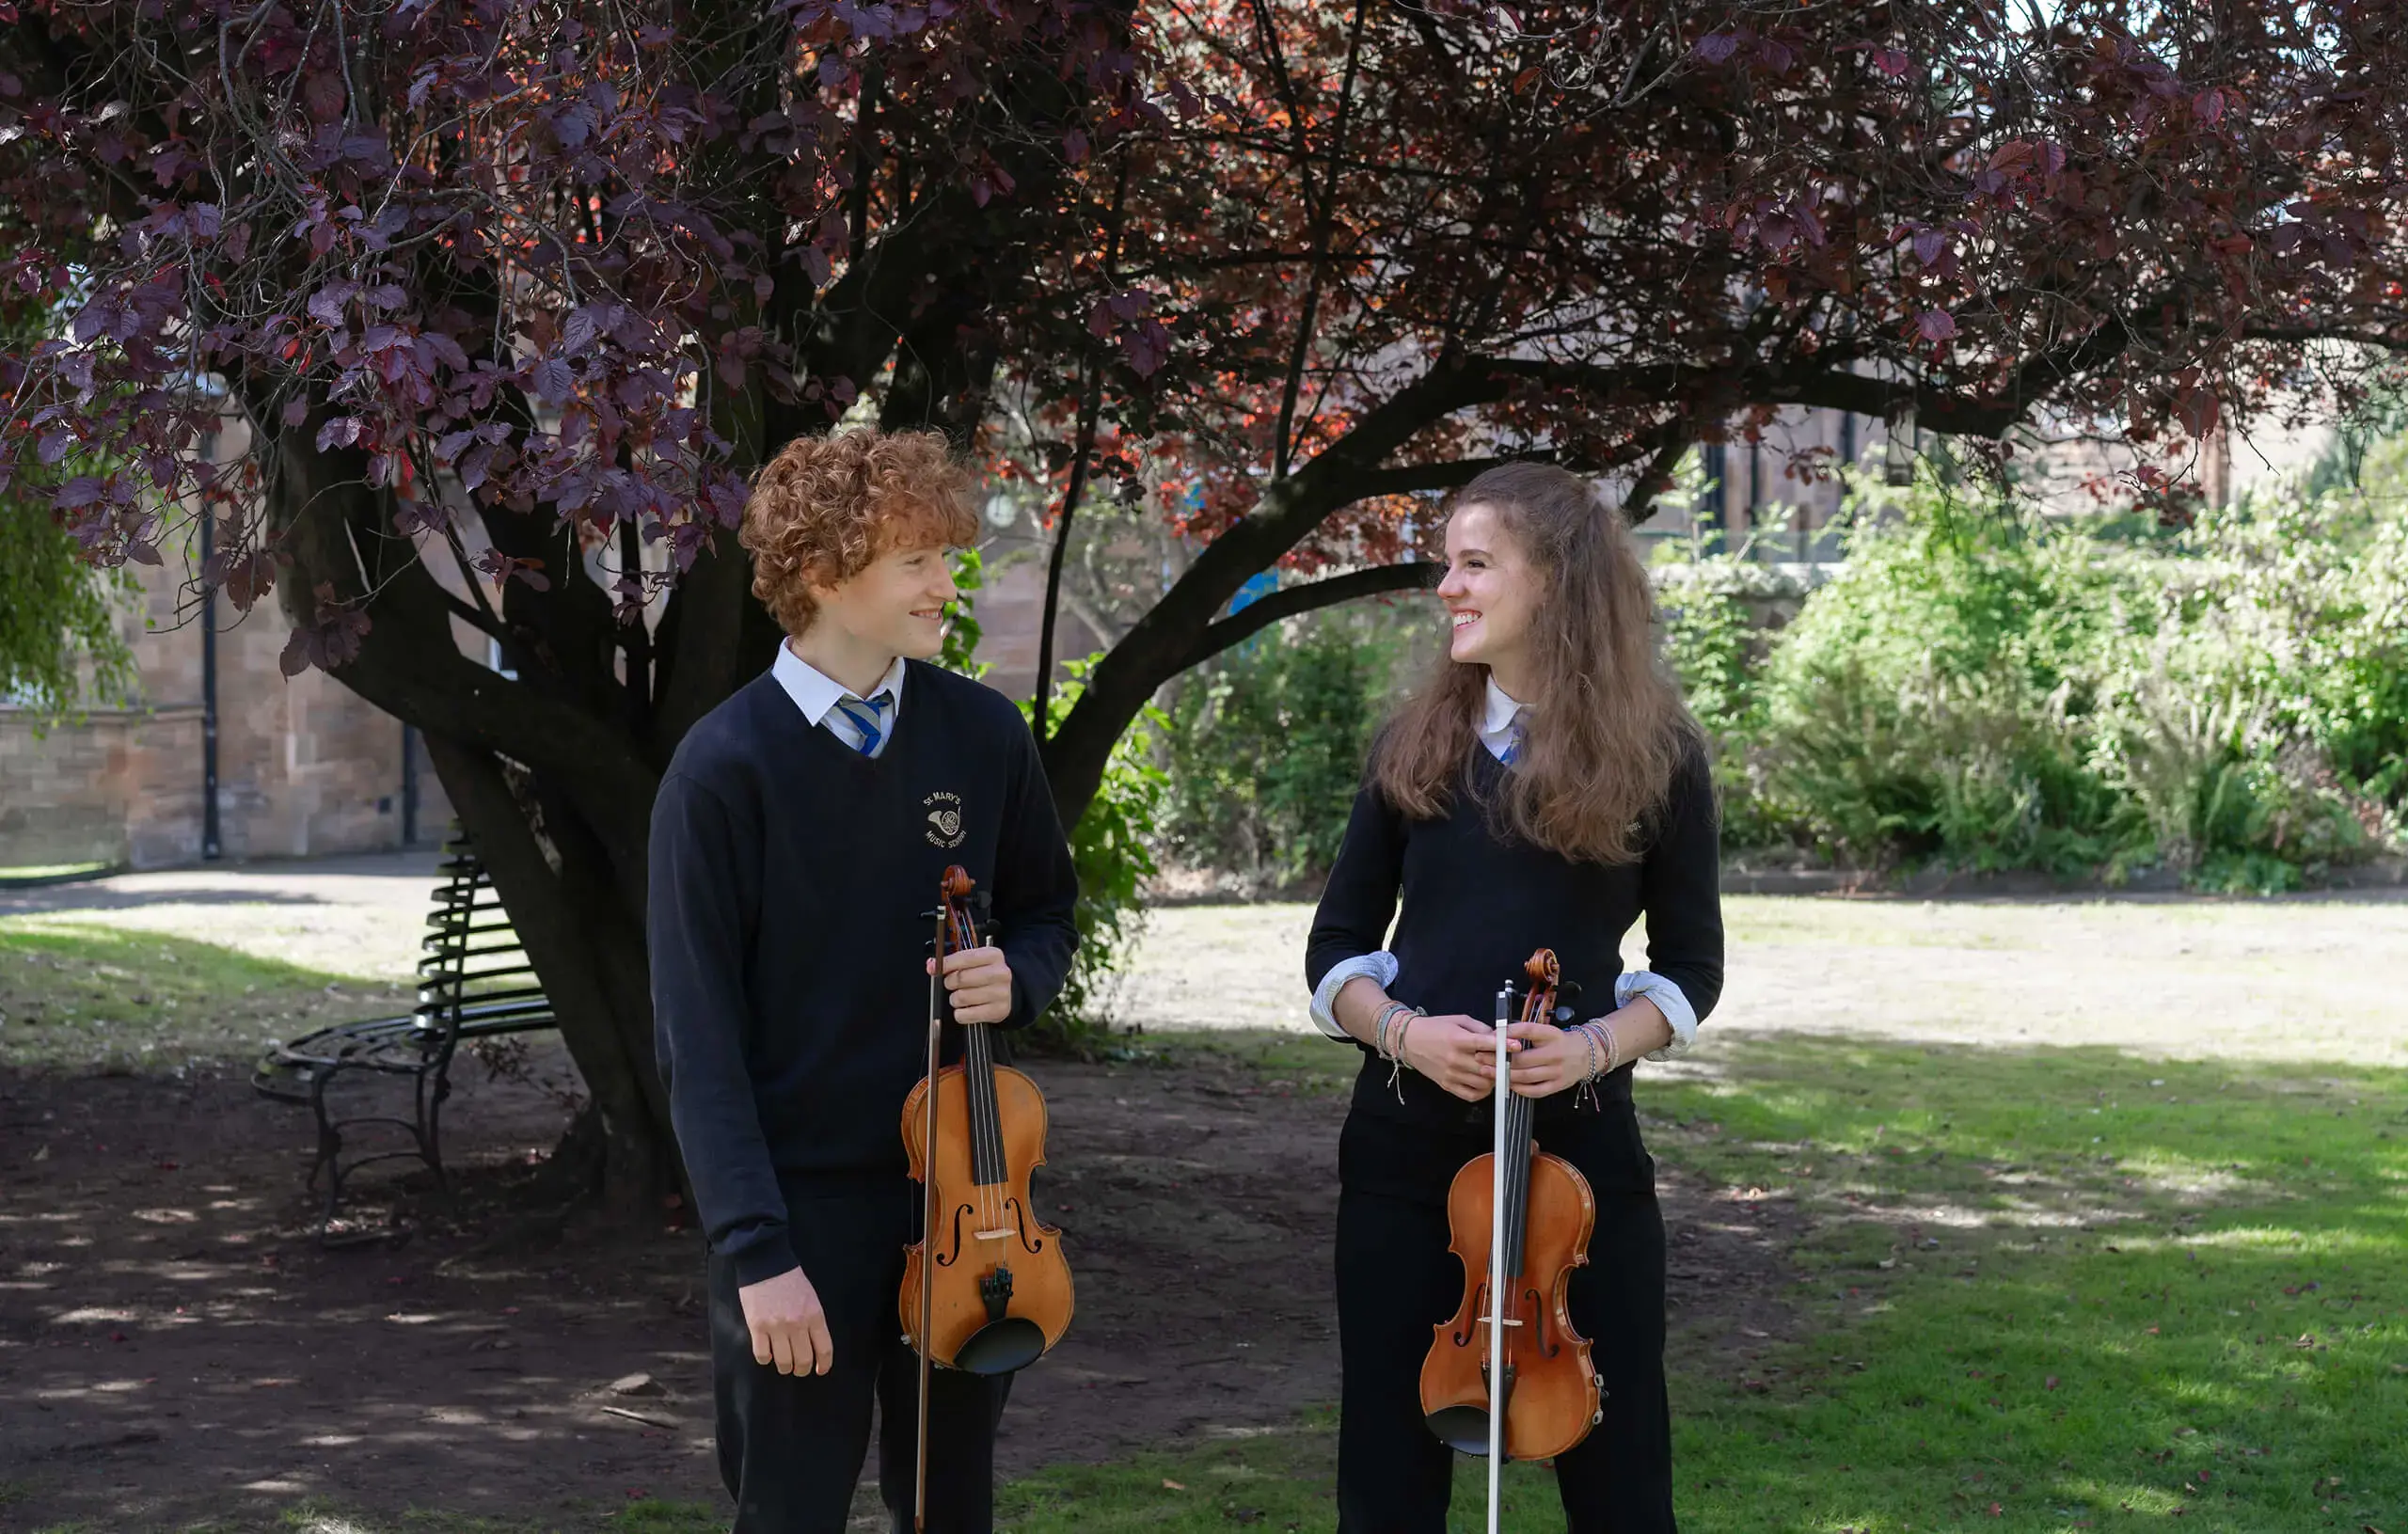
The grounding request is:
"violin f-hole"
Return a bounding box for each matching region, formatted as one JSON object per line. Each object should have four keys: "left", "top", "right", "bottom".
{"left": 934, "top": 1202, "right": 977, "bottom": 1268}
{"left": 1523, "top": 1283, "right": 1560, "bottom": 1357}
{"left": 1004, "top": 1196, "right": 1046, "bottom": 1257}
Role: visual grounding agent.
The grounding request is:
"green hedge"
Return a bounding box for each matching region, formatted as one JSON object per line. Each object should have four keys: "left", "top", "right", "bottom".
{"left": 1157, "top": 605, "right": 1424, "bottom": 890}
{"left": 1659, "top": 477, "right": 2408, "bottom": 891}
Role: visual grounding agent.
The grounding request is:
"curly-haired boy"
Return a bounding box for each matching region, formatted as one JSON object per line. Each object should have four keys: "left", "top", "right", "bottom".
{"left": 647, "top": 429, "right": 1079, "bottom": 1533}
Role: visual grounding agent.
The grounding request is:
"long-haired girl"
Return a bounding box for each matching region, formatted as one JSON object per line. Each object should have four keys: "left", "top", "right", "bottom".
{"left": 1306, "top": 462, "right": 1723, "bottom": 1531}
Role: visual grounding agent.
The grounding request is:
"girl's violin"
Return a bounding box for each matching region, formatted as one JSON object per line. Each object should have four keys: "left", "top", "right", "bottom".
{"left": 899, "top": 866, "right": 1073, "bottom": 1528}
{"left": 1419, "top": 948, "right": 1601, "bottom": 1527}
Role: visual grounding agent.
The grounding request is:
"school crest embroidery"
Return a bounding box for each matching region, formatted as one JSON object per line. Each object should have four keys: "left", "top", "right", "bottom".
{"left": 923, "top": 791, "right": 966, "bottom": 848}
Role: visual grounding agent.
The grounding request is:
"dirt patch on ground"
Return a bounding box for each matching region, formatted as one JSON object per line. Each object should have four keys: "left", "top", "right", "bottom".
{"left": 0, "top": 1042, "right": 1797, "bottom": 1530}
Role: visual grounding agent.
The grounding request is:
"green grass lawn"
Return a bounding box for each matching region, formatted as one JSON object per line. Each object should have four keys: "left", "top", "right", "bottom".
{"left": 0, "top": 862, "right": 117, "bottom": 883}
{"left": 180, "top": 1032, "right": 2400, "bottom": 1534}
{"left": 990, "top": 1033, "right": 2408, "bottom": 1533}
{"left": 10, "top": 933, "right": 2401, "bottom": 1533}
{"left": 0, "top": 920, "right": 409, "bottom": 1069}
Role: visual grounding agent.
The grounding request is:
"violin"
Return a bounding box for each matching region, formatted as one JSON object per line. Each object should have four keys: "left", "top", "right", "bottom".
{"left": 899, "top": 865, "right": 1073, "bottom": 1529}
{"left": 1419, "top": 948, "right": 1601, "bottom": 1526}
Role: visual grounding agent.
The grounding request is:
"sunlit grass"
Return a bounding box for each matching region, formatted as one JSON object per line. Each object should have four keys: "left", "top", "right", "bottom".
{"left": 0, "top": 921, "right": 409, "bottom": 1069}
{"left": 1074, "top": 1029, "right": 2408, "bottom": 1532}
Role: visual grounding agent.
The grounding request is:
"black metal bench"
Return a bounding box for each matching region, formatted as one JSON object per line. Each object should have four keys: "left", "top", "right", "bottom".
{"left": 252, "top": 830, "right": 557, "bottom": 1223}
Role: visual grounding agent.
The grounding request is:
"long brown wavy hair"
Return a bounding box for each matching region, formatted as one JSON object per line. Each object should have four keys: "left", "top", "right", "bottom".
{"left": 1370, "top": 463, "right": 1704, "bottom": 865}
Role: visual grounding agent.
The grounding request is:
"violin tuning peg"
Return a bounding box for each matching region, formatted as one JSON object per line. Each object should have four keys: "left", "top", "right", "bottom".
{"left": 1553, "top": 1005, "right": 1576, "bottom": 1024}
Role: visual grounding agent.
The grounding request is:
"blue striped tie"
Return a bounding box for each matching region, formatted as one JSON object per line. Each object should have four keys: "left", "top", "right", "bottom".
{"left": 832, "top": 690, "right": 894, "bottom": 756}
{"left": 1499, "top": 709, "right": 1529, "bottom": 766}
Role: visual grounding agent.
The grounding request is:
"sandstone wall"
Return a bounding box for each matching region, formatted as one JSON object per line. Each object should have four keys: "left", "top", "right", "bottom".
{"left": 0, "top": 548, "right": 452, "bottom": 872}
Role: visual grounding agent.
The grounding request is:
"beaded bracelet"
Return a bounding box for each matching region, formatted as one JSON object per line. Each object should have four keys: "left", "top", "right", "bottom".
{"left": 1373, "top": 1000, "right": 1427, "bottom": 1100}
{"left": 1571, "top": 1018, "right": 1623, "bottom": 1109}
{"left": 1371, "top": 999, "right": 1416, "bottom": 1061}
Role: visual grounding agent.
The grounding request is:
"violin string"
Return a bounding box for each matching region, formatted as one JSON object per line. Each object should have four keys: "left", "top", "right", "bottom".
{"left": 961, "top": 899, "right": 1001, "bottom": 1235}
{"left": 957, "top": 903, "right": 987, "bottom": 1228}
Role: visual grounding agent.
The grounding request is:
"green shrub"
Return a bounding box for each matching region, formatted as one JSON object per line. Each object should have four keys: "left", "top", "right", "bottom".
{"left": 1158, "top": 608, "right": 1418, "bottom": 888}
{"left": 1020, "top": 655, "right": 1167, "bottom": 1053}
{"left": 1653, "top": 474, "right": 2405, "bottom": 890}
{"left": 938, "top": 547, "right": 989, "bottom": 679}
{"left": 2089, "top": 496, "right": 2403, "bottom": 890}
{"left": 1742, "top": 485, "right": 2149, "bottom": 876}
{"left": 943, "top": 570, "right": 1156, "bottom": 1052}
{"left": 1654, "top": 550, "right": 1797, "bottom": 853}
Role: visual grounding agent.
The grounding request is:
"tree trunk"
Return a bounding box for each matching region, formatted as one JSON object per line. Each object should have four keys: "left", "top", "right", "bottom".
{"left": 263, "top": 419, "right": 744, "bottom": 1217}
{"left": 419, "top": 734, "right": 678, "bottom": 1216}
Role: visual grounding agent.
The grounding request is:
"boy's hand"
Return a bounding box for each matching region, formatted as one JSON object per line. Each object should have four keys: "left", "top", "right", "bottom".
{"left": 738, "top": 1266, "right": 834, "bottom": 1375}
{"left": 928, "top": 945, "right": 1013, "bottom": 1025}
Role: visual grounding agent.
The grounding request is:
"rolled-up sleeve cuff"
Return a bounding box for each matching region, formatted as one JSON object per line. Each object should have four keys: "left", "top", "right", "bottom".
{"left": 1615, "top": 970, "right": 1699, "bottom": 1061}
{"left": 1309, "top": 952, "right": 1398, "bottom": 1041}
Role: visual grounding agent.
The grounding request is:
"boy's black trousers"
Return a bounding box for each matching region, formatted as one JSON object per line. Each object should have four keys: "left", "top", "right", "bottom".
{"left": 1333, "top": 1079, "right": 1677, "bottom": 1533}
{"left": 707, "top": 1180, "right": 1009, "bottom": 1534}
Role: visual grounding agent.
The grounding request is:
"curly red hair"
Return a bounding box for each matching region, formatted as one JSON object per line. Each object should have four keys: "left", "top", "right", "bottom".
{"left": 738, "top": 430, "right": 978, "bottom": 636}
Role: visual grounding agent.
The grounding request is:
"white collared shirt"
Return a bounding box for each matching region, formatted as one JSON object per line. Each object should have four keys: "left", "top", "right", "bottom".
{"left": 770, "top": 641, "right": 908, "bottom": 758}
{"left": 1307, "top": 681, "right": 1702, "bottom": 1059}
{"left": 1479, "top": 676, "right": 1528, "bottom": 764}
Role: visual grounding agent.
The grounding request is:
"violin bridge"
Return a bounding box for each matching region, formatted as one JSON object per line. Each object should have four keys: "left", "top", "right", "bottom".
{"left": 972, "top": 1227, "right": 1015, "bottom": 1241}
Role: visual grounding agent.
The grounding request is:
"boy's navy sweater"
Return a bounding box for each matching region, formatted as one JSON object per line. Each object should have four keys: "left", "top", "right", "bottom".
{"left": 649, "top": 661, "right": 1079, "bottom": 1288}
{"left": 1306, "top": 744, "right": 1722, "bottom": 1136}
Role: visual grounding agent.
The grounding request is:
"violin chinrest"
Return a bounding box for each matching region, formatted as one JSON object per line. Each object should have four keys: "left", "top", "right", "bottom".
{"left": 1425, "top": 1403, "right": 1496, "bottom": 1458}
{"left": 953, "top": 1316, "right": 1047, "bottom": 1377}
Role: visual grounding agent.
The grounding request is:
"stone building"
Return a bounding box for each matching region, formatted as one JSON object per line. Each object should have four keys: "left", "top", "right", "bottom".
{"left": 0, "top": 553, "right": 447, "bottom": 872}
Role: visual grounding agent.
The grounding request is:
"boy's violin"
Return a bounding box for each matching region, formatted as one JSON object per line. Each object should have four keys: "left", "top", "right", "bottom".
{"left": 899, "top": 865, "right": 1073, "bottom": 1529}
{"left": 1419, "top": 948, "right": 1601, "bottom": 1531}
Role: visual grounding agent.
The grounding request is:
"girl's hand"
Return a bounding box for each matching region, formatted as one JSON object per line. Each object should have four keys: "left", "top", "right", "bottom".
{"left": 1504, "top": 1020, "right": 1593, "bottom": 1099}
{"left": 1402, "top": 1013, "right": 1520, "bottom": 1101}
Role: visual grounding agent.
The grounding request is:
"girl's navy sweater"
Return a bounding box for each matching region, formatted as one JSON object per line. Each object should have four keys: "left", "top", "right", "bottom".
{"left": 1306, "top": 745, "right": 1723, "bottom": 1135}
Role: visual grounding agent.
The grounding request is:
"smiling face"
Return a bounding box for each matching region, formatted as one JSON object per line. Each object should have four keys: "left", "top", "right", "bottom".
{"left": 807, "top": 536, "right": 959, "bottom": 665}
{"left": 1437, "top": 500, "right": 1543, "bottom": 693}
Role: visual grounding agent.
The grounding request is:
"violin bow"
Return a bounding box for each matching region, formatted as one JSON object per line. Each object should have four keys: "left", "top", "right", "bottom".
{"left": 915, "top": 891, "right": 947, "bottom": 1534}
{"left": 1486, "top": 980, "right": 1511, "bottom": 1534}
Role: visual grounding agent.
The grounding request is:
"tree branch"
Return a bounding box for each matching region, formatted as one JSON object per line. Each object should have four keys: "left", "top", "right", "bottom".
{"left": 1615, "top": 420, "right": 1696, "bottom": 526}
{"left": 1179, "top": 562, "right": 1437, "bottom": 672}
{"left": 1342, "top": 453, "right": 1567, "bottom": 500}
{"left": 1271, "top": 0, "right": 1371, "bottom": 480}
{"left": 2242, "top": 324, "right": 2408, "bottom": 355}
